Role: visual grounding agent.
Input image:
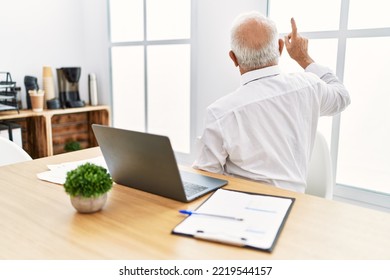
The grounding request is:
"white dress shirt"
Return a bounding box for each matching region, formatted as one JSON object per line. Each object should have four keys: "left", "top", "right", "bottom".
{"left": 193, "top": 63, "right": 350, "bottom": 193}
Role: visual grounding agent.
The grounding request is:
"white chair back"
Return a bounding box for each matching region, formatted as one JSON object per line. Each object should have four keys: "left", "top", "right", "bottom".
{"left": 0, "top": 137, "right": 32, "bottom": 166}
{"left": 306, "top": 132, "right": 333, "bottom": 199}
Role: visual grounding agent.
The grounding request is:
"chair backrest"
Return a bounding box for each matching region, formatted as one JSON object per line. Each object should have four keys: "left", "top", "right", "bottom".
{"left": 0, "top": 137, "right": 32, "bottom": 166}
{"left": 306, "top": 131, "right": 333, "bottom": 199}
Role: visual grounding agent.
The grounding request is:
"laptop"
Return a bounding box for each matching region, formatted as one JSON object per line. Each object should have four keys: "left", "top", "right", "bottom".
{"left": 92, "top": 124, "right": 228, "bottom": 202}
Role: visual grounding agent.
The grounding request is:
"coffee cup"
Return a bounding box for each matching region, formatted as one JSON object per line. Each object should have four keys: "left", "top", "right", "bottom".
{"left": 29, "top": 90, "right": 45, "bottom": 112}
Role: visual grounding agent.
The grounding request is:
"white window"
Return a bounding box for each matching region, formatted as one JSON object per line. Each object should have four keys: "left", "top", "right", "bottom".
{"left": 109, "top": 0, "right": 191, "bottom": 153}
{"left": 270, "top": 0, "right": 390, "bottom": 209}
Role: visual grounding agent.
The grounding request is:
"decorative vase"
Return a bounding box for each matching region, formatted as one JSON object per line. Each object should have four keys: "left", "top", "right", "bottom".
{"left": 42, "top": 66, "right": 56, "bottom": 105}
{"left": 88, "top": 73, "right": 98, "bottom": 106}
{"left": 70, "top": 193, "right": 108, "bottom": 213}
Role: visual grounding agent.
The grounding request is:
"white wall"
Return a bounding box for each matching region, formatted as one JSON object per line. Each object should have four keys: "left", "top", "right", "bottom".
{"left": 0, "top": 0, "right": 110, "bottom": 108}
{"left": 81, "top": 0, "right": 111, "bottom": 106}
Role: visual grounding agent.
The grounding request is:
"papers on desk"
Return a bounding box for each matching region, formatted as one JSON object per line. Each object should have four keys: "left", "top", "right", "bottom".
{"left": 172, "top": 189, "right": 294, "bottom": 252}
{"left": 36, "top": 156, "right": 108, "bottom": 185}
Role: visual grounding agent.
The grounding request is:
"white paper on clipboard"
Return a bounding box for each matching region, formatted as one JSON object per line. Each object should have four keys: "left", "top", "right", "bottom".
{"left": 172, "top": 188, "right": 294, "bottom": 252}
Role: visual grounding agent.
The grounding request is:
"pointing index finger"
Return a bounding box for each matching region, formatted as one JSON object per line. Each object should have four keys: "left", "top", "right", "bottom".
{"left": 291, "top": 17, "right": 297, "bottom": 38}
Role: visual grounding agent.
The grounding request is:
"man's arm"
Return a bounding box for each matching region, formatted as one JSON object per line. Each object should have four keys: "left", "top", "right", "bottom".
{"left": 192, "top": 109, "right": 227, "bottom": 173}
{"left": 284, "top": 18, "right": 350, "bottom": 116}
{"left": 307, "top": 63, "right": 351, "bottom": 116}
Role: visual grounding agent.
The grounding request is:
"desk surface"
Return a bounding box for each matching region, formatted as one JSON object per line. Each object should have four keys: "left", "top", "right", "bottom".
{"left": 1, "top": 148, "right": 389, "bottom": 260}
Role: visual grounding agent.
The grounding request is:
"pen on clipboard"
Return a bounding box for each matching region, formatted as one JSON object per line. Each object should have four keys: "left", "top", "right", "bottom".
{"left": 179, "top": 210, "right": 244, "bottom": 221}
{"left": 195, "top": 230, "right": 247, "bottom": 247}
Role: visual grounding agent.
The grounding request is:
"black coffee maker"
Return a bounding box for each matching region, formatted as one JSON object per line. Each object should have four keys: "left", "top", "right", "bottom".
{"left": 56, "top": 67, "right": 85, "bottom": 108}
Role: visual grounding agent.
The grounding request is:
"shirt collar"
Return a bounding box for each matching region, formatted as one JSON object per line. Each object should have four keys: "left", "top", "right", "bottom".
{"left": 240, "top": 65, "right": 281, "bottom": 86}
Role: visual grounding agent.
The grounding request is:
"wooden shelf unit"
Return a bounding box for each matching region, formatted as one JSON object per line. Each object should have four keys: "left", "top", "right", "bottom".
{"left": 0, "top": 72, "right": 19, "bottom": 113}
{"left": 0, "top": 105, "right": 110, "bottom": 158}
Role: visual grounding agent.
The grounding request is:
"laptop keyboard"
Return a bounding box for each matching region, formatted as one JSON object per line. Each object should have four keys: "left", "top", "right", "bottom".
{"left": 183, "top": 182, "right": 208, "bottom": 197}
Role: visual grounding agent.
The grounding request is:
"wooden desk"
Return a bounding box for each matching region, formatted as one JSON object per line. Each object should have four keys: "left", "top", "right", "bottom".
{"left": 0, "top": 105, "right": 110, "bottom": 158}
{"left": 0, "top": 147, "right": 389, "bottom": 259}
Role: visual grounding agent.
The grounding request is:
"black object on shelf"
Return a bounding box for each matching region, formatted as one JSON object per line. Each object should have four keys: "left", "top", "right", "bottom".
{"left": 0, "top": 72, "right": 20, "bottom": 113}
{"left": 46, "top": 98, "right": 61, "bottom": 109}
{"left": 24, "top": 75, "right": 39, "bottom": 109}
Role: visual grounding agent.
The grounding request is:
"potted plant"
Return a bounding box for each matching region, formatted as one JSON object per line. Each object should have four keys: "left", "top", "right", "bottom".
{"left": 64, "top": 140, "right": 81, "bottom": 152}
{"left": 64, "top": 162, "right": 113, "bottom": 213}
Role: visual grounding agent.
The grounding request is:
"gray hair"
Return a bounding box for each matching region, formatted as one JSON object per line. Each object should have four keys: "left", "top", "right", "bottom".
{"left": 231, "top": 11, "right": 280, "bottom": 69}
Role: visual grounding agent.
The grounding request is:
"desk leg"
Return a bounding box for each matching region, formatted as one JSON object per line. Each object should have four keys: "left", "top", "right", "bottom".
{"left": 27, "top": 116, "right": 48, "bottom": 158}
{"left": 88, "top": 109, "right": 110, "bottom": 147}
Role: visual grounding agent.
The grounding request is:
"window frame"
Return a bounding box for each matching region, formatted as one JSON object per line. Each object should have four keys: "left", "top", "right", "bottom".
{"left": 268, "top": 0, "right": 390, "bottom": 211}
{"left": 108, "top": 0, "right": 193, "bottom": 156}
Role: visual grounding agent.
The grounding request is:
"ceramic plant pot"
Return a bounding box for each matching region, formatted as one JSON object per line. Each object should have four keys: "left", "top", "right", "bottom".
{"left": 70, "top": 193, "right": 108, "bottom": 213}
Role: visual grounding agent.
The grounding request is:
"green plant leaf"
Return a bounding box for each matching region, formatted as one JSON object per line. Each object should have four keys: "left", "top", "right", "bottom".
{"left": 64, "top": 141, "right": 81, "bottom": 152}
{"left": 64, "top": 163, "right": 113, "bottom": 198}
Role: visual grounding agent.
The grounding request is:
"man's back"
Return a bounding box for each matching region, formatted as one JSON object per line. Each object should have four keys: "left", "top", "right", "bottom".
{"left": 194, "top": 64, "right": 350, "bottom": 192}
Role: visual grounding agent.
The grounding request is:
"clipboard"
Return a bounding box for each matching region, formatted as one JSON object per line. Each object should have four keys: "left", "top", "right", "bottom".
{"left": 172, "top": 188, "right": 295, "bottom": 252}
